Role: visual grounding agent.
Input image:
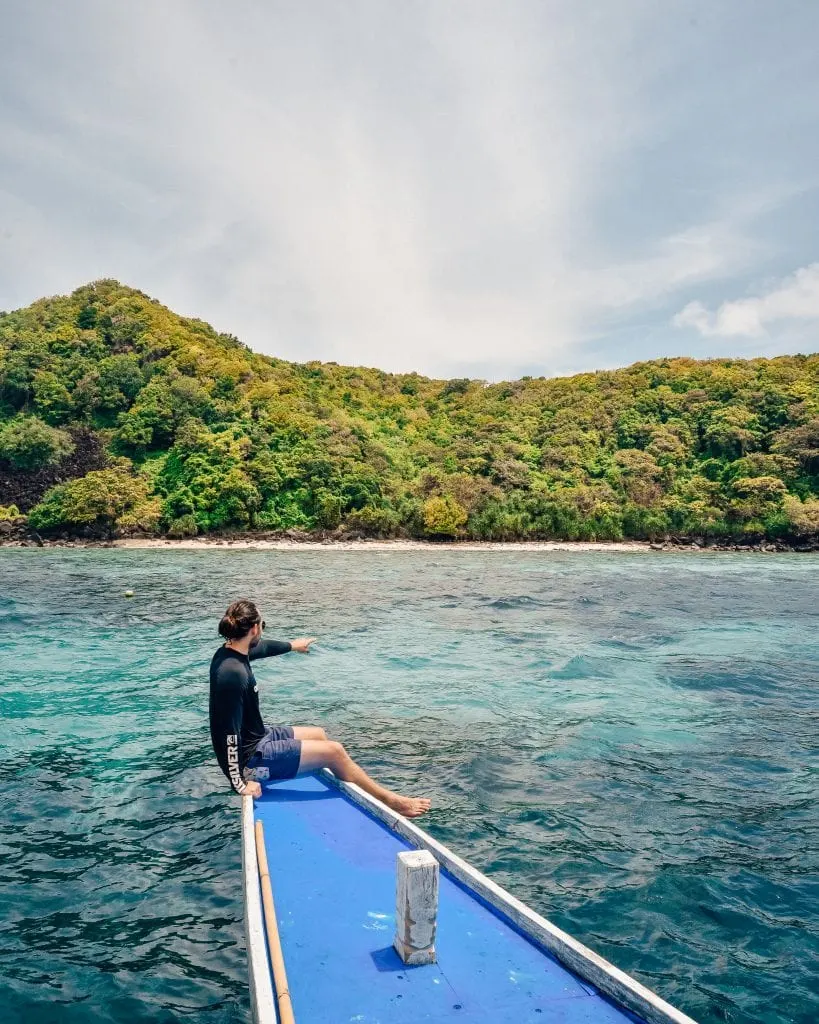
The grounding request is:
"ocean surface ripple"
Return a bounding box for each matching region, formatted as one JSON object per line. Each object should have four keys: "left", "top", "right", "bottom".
{"left": 0, "top": 549, "right": 817, "bottom": 1024}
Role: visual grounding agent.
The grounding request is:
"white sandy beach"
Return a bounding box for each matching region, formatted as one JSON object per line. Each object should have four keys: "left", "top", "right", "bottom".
{"left": 114, "top": 537, "right": 653, "bottom": 552}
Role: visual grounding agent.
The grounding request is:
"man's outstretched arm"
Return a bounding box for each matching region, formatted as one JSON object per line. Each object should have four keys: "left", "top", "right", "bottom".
{"left": 249, "top": 636, "right": 316, "bottom": 660}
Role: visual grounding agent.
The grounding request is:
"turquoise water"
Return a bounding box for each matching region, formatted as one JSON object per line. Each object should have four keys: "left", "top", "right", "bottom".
{"left": 0, "top": 550, "right": 816, "bottom": 1024}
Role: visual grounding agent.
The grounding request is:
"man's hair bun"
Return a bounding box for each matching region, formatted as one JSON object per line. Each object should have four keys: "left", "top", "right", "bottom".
{"left": 218, "top": 600, "right": 260, "bottom": 640}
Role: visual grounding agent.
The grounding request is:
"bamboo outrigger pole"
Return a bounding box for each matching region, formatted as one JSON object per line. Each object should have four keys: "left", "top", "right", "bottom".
{"left": 254, "top": 819, "right": 296, "bottom": 1024}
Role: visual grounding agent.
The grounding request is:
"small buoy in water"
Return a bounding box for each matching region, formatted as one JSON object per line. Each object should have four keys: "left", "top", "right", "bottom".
{"left": 124, "top": 590, "right": 134, "bottom": 598}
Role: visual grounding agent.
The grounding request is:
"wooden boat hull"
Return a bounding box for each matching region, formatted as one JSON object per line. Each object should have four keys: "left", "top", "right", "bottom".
{"left": 243, "top": 770, "right": 697, "bottom": 1024}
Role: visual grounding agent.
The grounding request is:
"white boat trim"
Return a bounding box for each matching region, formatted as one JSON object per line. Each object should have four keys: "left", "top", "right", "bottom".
{"left": 242, "top": 795, "right": 278, "bottom": 1024}
{"left": 320, "top": 769, "right": 698, "bottom": 1024}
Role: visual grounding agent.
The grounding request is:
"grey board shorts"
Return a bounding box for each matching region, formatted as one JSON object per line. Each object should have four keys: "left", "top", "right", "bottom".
{"left": 246, "top": 725, "right": 302, "bottom": 782}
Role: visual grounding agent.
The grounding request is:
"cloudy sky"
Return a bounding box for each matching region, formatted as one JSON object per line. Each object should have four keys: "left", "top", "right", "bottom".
{"left": 1, "top": 1, "right": 818, "bottom": 381}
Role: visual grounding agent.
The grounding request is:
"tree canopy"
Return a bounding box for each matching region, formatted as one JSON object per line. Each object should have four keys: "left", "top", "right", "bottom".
{"left": 1, "top": 280, "right": 817, "bottom": 542}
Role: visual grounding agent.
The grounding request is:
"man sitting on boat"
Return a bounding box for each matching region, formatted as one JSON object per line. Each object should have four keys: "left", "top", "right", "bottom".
{"left": 209, "top": 599, "right": 431, "bottom": 817}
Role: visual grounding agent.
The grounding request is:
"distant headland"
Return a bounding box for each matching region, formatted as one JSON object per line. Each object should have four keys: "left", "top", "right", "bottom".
{"left": 1, "top": 280, "right": 817, "bottom": 548}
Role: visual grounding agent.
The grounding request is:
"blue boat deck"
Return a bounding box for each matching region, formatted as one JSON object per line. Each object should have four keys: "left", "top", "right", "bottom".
{"left": 253, "top": 774, "right": 644, "bottom": 1024}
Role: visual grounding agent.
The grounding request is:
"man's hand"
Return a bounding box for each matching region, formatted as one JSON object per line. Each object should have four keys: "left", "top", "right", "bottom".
{"left": 291, "top": 637, "right": 317, "bottom": 654}
{"left": 243, "top": 780, "right": 262, "bottom": 798}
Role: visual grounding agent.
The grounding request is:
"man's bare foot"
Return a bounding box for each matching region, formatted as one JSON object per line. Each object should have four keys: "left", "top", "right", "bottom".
{"left": 389, "top": 794, "right": 431, "bottom": 818}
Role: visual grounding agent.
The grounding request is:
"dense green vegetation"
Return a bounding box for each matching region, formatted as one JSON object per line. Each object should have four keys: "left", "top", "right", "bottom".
{"left": 1, "top": 280, "right": 817, "bottom": 542}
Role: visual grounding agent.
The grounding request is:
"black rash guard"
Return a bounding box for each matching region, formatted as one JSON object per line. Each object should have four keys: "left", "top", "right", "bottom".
{"left": 209, "top": 637, "right": 291, "bottom": 793}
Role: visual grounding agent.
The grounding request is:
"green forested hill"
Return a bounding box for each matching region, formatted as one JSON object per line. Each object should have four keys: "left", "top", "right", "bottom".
{"left": 0, "top": 280, "right": 817, "bottom": 542}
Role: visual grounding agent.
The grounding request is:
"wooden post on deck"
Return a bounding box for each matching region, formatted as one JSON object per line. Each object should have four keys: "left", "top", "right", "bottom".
{"left": 393, "top": 850, "right": 439, "bottom": 965}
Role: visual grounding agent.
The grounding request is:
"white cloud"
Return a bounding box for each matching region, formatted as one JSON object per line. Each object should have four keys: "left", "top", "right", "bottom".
{"left": 673, "top": 263, "right": 819, "bottom": 337}
{"left": 1, "top": 2, "right": 818, "bottom": 378}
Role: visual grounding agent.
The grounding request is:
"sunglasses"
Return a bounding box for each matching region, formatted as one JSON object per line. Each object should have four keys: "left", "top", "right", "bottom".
{"left": 258, "top": 620, "right": 266, "bottom": 630}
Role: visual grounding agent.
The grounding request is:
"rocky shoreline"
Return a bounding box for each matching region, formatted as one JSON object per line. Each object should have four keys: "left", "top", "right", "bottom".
{"left": 0, "top": 519, "right": 816, "bottom": 553}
